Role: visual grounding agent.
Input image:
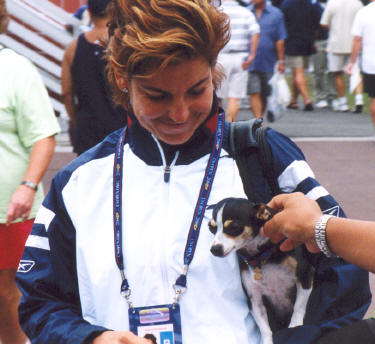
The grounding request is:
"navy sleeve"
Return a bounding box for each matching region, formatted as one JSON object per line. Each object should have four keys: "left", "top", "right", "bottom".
{"left": 16, "top": 174, "right": 108, "bottom": 344}
{"left": 266, "top": 129, "right": 371, "bottom": 343}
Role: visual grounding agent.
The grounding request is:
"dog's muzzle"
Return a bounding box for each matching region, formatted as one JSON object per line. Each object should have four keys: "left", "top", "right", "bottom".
{"left": 210, "top": 244, "right": 224, "bottom": 257}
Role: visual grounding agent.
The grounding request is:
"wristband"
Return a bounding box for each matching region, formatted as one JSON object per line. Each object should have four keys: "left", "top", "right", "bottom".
{"left": 20, "top": 180, "right": 38, "bottom": 191}
{"left": 315, "top": 214, "right": 337, "bottom": 258}
{"left": 278, "top": 60, "right": 284, "bottom": 63}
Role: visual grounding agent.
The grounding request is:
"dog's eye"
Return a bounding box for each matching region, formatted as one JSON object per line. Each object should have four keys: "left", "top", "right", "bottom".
{"left": 224, "top": 224, "right": 244, "bottom": 237}
{"left": 208, "top": 222, "right": 217, "bottom": 234}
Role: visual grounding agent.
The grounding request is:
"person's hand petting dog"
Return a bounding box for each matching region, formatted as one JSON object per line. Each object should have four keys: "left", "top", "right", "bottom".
{"left": 262, "top": 192, "right": 375, "bottom": 274}
{"left": 261, "top": 192, "right": 322, "bottom": 254}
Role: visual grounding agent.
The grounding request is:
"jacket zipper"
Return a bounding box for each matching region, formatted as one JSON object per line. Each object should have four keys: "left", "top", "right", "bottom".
{"left": 152, "top": 135, "right": 180, "bottom": 183}
{"left": 151, "top": 135, "right": 180, "bottom": 298}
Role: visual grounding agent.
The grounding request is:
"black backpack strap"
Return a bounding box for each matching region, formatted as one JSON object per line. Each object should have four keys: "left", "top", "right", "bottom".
{"left": 253, "top": 124, "right": 281, "bottom": 197}
{"left": 229, "top": 118, "right": 262, "bottom": 157}
{"left": 229, "top": 119, "right": 281, "bottom": 202}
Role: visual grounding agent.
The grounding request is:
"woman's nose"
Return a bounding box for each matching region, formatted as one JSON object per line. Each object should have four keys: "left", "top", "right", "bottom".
{"left": 169, "top": 98, "right": 189, "bottom": 123}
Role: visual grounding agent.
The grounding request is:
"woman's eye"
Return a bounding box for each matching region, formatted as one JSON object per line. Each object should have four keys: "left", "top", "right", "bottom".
{"left": 190, "top": 88, "right": 205, "bottom": 96}
{"left": 146, "top": 93, "right": 166, "bottom": 101}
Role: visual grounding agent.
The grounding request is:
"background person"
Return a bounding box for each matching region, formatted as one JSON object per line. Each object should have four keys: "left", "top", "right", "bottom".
{"left": 320, "top": 0, "right": 364, "bottom": 112}
{"left": 246, "top": 0, "right": 287, "bottom": 120}
{"left": 346, "top": 0, "right": 375, "bottom": 132}
{"left": 216, "top": 0, "right": 260, "bottom": 122}
{"left": 61, "top": 0, "right": 127, "bottom": 156}
{"left": 17, "top": 0, "right": 370, "bottom": 343}
{"left": 280, "top": 0, "right": 319, "bottom": 111}
{"left": 312, "top": 0, "right": 336, "bottom": 109}
{"left": 0, "top": 1, "right": 60, "bottom": 343}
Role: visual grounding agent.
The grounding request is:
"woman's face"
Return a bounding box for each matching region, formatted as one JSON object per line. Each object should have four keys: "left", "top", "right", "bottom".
{"left": 124, "top": 57, "right": 215, "bottom": 145}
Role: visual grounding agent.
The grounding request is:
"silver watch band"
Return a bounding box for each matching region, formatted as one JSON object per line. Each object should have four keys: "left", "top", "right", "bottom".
{"left": 315, "top": 214, "right": 337, "bottom": 258}
{"left": 20, "top": 180, "right": 38, "bottom": 191}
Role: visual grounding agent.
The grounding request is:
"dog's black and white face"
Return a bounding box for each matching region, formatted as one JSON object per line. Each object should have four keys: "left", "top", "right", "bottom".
{"left": 209, "top": 198, "right": 275, "bottom": 257}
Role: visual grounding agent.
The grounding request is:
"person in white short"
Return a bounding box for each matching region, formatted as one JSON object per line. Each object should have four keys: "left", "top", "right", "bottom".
{"left": 321, "top": 0, "right": 364, "bottom": 112}
{"left": 216, "top": 0, "right": 260, "bottom": 122}
{"left": 347, "top": 0, "right": 375, "bottom": 130}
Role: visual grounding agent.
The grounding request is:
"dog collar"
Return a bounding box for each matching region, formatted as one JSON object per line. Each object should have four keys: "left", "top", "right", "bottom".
{"left": 238, "top": 244, "right": 280, "bottom": 281}
{"left": 240, "top": 245, "right": 278, "bottom": 267}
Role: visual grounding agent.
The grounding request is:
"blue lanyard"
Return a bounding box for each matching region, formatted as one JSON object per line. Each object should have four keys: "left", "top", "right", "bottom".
{"left": 113, "top": 111, "right": 225, "bottom": 303}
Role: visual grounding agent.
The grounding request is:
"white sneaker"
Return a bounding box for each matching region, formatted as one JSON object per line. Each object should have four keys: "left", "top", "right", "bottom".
{"left": 338, "top": 103, "right": 349, "bottom": 112}
{"left": 315, "top": 100, "right": 328, "bottom": 108}
{"left": 331, "top": 99, "right": 339, "bottom": 111}
{"left": 332, "top": 100, "right": 349, "bottom": 112}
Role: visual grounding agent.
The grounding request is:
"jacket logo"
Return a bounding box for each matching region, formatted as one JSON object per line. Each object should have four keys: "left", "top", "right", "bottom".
{"left": 323, "top": 205, "right": 340, "bottom": 217}
{"left": 18, "top": 260, "right": 35, "bottom": 273}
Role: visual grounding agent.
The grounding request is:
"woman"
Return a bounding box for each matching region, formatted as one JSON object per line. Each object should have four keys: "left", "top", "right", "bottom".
{"left": 17, "top": 1, "right": 370, "bottom": 343}
{"left": 0, "top": 1, "right": 60, "bottom": 343}
{"left": 61, "top": 0, "right": 126, "bottom": 155}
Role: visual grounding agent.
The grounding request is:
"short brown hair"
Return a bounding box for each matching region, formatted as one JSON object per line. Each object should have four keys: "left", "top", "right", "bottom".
{"left": 106, "top": 0, "right": 230, "bottom": 109}
{"left": 0, "top": 0, "right": 10, "bottom": 35}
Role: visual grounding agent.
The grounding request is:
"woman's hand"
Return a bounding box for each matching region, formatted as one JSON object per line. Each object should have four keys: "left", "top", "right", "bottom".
{"left": 262, "top": 192, "right": 322, "bottom": 253}
{"left": 92, "top": 331, "right": 153, "bottom": 344}
{"left": 6, "top": 185, "right": 36, "bottom": 225}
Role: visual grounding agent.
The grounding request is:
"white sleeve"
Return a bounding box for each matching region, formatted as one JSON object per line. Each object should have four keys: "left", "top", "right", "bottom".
{"left": 320, "top": 2, "right": 332, "bottom": 26}
{"left": 351, "top": 10, "right": 363, "bottom": 37}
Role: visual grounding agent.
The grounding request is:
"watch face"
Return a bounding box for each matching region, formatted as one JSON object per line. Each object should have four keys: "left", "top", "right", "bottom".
{"left": 21, "top": 181, "right": 37, "bottom": 190}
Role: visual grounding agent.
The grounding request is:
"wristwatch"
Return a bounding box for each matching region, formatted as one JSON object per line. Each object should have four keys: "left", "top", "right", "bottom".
{"left": 315, "top": 214, "right": 337, "bottom": 258}
{"left": 20, "top": 180, "right": 38, "bottom": 191}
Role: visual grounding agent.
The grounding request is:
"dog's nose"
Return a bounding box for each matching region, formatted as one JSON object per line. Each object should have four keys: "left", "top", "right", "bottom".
{"left": 210, "top": 244, "right": 224, "bottom": 257}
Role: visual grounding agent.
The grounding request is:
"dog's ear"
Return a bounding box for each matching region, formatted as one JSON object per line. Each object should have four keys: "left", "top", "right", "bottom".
{"left": 254, "top": 204, "right": 275, "bottom": 222}
{"left": 207, "top": 204, "right": 216, "bottom": 210}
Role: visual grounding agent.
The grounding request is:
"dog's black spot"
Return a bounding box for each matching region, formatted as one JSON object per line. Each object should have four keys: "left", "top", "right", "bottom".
{"left": 295, "top": 246, "right": 315, "bottom": 289}
{"left": 263, "top": 291, "right": 295, "bottom": 332}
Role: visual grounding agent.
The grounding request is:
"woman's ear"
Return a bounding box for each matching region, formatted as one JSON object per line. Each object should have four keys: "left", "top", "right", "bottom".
{"left": 113, "top": 68, "right": 128, "bottom": 91}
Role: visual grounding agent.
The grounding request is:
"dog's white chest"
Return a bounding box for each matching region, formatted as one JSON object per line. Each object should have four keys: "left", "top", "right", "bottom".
{"left": 245, "top": 264, "right": 297, "bottom": 310}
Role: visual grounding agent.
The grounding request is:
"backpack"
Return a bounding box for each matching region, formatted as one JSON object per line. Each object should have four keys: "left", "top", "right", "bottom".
{"left": 228, "top": 118, "right": 281, "bottom": 202}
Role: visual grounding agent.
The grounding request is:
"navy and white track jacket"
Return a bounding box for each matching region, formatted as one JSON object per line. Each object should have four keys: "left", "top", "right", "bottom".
{"left": 17, "top": 104, "right": 371, "bottom": 344}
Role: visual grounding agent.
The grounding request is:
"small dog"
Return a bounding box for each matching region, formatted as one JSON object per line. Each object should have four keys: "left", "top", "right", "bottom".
{"left": 208, "top": 197, "right": 314, "bottom": 344}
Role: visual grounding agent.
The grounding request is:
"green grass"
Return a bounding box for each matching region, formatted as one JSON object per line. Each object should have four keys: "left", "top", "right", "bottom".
{"left": 285, "top": 72, "right": 370, "bottom": 113}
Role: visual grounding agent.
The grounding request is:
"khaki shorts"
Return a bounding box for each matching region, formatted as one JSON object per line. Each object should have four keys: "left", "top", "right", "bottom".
{"left": 328, "top": 53, "right": 350, "bottom": 72}
{"left": 286, "top": 55, "right": 309, "bottom": 69}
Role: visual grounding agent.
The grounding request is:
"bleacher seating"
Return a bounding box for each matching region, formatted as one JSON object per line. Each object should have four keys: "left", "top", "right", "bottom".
{"left": 0, "top": 0, "right": 80, "bottom": 117}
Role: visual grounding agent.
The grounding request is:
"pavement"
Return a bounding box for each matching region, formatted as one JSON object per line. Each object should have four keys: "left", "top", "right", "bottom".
{"left": 49, "top": 104, "right": 375, "bottom": 318}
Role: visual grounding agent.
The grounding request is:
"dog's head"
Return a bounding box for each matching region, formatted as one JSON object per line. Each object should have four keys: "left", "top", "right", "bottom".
{"left": 208, "top": 198, "right": 275, "bottom": 258}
